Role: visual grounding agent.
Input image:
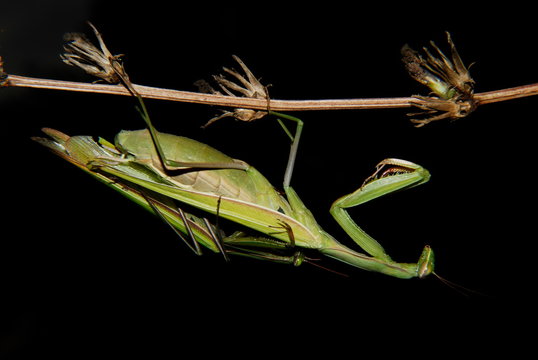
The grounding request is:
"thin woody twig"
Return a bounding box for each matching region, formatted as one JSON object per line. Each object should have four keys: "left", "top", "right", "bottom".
{"left": 3, "top": 73, "right": 420, "bottom": 110}
{"left": 473, "top": 83, "right": 538, "bottom": 105}
{"left": 4, "top": 73, "right": 537, "bottom": 111}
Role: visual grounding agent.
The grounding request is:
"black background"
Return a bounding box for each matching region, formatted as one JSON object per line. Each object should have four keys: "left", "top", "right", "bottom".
{"left": 1, "top": 1, "right": 536, "bottom": 357}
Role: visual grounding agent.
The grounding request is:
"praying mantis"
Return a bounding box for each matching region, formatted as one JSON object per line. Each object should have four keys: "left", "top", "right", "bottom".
{"left": 32, "top": 23, "right": 438, "bottom": 280}
{"left": 33, "top": 109, "right": 434, "bottom": 279}
{"left": 33, "top": 127, "right": 307, "bottom": 267}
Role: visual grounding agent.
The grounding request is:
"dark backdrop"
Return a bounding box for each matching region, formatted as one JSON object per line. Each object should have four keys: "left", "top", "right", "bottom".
{"left": 1, "top": 1, "right": 536, "bottom": 357}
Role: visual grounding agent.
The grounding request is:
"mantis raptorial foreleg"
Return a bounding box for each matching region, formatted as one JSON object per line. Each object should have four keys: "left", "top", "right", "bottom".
{"left": 330, "top": 159, "right": 431, "bottom": 260}
{"left": 256, "top": 113, "right": 434, "bottom": 277}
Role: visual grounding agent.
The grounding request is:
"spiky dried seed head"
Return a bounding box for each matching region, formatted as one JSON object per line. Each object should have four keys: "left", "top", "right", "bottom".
{"left": 402, "top": 33, "right": 476, "bottom": 126}
{"left": 61, "top": 22, "right": 128, "bottom": 84}
{"left": 197, "top": 56, "right": 270, "bottom": 127}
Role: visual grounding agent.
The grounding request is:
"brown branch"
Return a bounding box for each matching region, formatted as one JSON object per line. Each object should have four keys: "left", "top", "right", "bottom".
{"left": 0, "top": 73, "right": 434, "bottom": 111}
{"left": 474, "top": 83, "right": 538, "bottom": 105}
{"left": 4, "top": 73, "right": 536, "bottom": 113}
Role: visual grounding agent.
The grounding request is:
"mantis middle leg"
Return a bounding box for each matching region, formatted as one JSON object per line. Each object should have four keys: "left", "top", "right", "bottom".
{"left": 268, "top": 111, "right": 304, "bottom": 189}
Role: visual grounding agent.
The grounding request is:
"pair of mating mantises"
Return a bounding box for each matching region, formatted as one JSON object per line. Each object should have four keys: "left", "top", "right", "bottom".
{"left": 34, "top": 97, "right": 435, "bottom": 281}
{"left": 33, "top": 24, "right": 438, "bottom": 280}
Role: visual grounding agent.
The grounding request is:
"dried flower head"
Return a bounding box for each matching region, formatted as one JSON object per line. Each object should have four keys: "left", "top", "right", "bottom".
{"left": 62, "top": 22, "right": 128, "bottom": 84}
{"left": 196, "top": 55, "right": 270, "bottom": 128}
{"left": 408, "top": 96, "right": 476, "bottom": 127}
{"left": 422, "top": 32, "right": 475, "bottom": 98}
{"left": 402, "top": 32, "right": 476, "bottom": 126}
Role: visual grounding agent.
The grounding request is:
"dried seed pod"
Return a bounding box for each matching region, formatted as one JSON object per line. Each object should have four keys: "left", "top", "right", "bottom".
{"left": 62, "top": 22, "right": 129, "bottom": 85}
{"left": 402, "top": 32, "right": 476, "bottom": 126}
{"left": 196, "top": 55, "right": 270, "bottom": 127}
{"left": 408, "top": 96, "right": 476, "bottom": 127}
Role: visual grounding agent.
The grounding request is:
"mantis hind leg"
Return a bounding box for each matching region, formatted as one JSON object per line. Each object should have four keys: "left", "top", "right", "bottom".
{"left": 142, "top": 191, "right": 229, "bottom": 260}
{"left": 204, "top": 197, "right": 230, "bottom": 262}
{"left": 142, "top": 192, "right": 203, "bottom": 255}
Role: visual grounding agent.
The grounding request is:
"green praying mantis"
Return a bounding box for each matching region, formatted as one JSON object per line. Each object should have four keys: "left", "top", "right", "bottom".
{"left": 33, "top": 127, "right": 307, "bottom": 267}
{"left": 32, "top": 23, "right": 440, "bottom": 280}
{"left": 33, "top": 108, "right": 434, "bottom": 280}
